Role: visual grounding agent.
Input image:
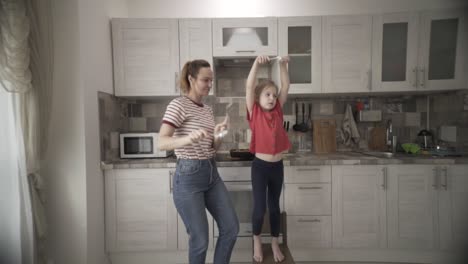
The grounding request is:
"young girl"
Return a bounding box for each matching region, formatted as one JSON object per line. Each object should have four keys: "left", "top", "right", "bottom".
{"left": 246, "top": 55, "right": 290, "bottom": 262}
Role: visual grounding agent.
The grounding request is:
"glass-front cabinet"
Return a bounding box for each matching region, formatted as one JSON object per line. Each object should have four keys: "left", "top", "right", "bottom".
{"left": 278, "top": 17, "right": 322, "bottom": 94}
{"left": 212, "top": 18, "right": 278, "bottom": 57}
{"left": 372, "top": 13, "right": 420, "bottom": 92}
{"left": 418, "top": 9, "right": 466, "bottom": 91}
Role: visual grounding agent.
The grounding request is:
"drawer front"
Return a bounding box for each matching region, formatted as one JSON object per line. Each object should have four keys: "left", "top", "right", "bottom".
{"left": 285, "top": 183, "right": 331, "bottom": 215}
{"left": 218, "top": 167, "right": 250, "bottom": 181}
{"left": 285, "top": 166, "right": 331, "bottom": 183}
{"left": 287, "top": 215, "right": 332, "bottom": 248}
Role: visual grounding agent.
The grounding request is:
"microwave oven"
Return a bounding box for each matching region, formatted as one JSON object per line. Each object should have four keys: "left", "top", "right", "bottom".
{"left": 120, "top": 133, "right": 173, "bottom": 158}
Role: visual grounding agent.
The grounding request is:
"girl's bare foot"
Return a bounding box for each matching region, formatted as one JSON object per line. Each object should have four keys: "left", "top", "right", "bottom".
{"left": 271, "top": 237, "right": 285, "bottom": 262}
{"left": 253, "top": 235, "right": 263, "bottom": 262}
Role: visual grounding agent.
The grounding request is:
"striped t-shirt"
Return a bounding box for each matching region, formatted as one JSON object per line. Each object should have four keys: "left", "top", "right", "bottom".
{"left": 162, "top": 96, "right": 216, "bottom": 159}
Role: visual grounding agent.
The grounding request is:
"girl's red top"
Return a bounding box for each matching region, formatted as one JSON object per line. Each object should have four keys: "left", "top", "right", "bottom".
{"left": 247, "top": 100, "right": 291, "bottom": 155}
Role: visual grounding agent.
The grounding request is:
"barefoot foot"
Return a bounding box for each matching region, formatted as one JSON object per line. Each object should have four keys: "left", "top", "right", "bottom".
{"left": 253, "top": 235, "right": 263, "bottom": 263}
{"left": 271, "top": 238, "right": 285, "bottom": 263}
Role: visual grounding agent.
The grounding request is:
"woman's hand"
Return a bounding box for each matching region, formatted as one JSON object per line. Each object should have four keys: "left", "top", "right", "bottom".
{"left": 214, "top": 115, "right": 229, "bottom": 139}
{"left": 188, "top": 128, "right": 208, "bottom": 143}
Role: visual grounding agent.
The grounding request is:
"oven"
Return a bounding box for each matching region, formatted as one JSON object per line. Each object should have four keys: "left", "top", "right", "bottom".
{"left": 215, "top": 166, "right": 283, "bottom": 250}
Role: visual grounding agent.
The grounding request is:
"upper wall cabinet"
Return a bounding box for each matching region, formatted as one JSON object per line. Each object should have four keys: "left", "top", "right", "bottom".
{"left": 372, "top": 10, "right": 467, "bottom": 92}
{"left": 278, "top": 17, "right": 322, "bottom": 94}
{"left": 112, "top": 19, "right": 180, "bottom": 96}
{"left": 372, "top": 13, "right": 420, "bottom": 92}
{"left": 322, "top": 15, "right": 372, "bottom": 93}
{"left": 179, "top": 19, "right": 214, "bottom": 95}
{"left": 418, "top": 9, "right": 466, "bottom": 91}
{"left": 212, "top": 18, "right": 278, "bottom": 57}
{"left": 179, "top": 19, "right": 213, "bottom": 68}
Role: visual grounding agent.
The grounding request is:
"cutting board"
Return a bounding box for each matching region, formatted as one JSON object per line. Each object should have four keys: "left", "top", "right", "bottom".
{"left": 313, "top": 119, "right": 337, "bottom": 154}
{"left": 368, "top": 127, "right": 387, "bottom": 151}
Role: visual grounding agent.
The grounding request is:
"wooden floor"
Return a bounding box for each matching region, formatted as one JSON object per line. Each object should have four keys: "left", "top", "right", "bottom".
{"left": 232, "top": 262, "right": 415, "bottom": 264}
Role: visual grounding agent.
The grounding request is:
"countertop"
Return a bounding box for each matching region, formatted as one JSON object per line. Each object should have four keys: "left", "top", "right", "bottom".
{"left": 101, "top": 151, "right": 468, "bottom": 170}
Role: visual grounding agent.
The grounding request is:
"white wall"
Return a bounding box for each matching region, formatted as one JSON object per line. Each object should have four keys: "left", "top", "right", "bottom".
{"left": 45, "top": 0, "right": 87, "bottom": 263}
{"left": 79, "top": 0, "right": 125, "bottom": 263}
{"left": 124, "top": 0, "right": 468, "bottom": 18}
{"left": 44, "top": 0, "right": 127, "bottom": 263}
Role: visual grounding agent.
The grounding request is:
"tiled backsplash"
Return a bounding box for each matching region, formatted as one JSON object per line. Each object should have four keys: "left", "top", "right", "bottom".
{"left": 98, "top": 90, "right": 468, "bottom": 161}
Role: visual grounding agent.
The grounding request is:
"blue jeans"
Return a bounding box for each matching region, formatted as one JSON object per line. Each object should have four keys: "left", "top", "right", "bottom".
{"left": 173, "top": 158, "right": 239, "bottom": 264}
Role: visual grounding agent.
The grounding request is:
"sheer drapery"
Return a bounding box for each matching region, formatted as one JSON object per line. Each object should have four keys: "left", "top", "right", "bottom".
{"left": 0, "top": 0, "right": 53, "bottom": 263}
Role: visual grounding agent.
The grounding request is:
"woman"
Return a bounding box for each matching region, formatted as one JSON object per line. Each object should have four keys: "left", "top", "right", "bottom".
{"left": 158, "top": 59, "right": 239, "bottom": 264}
{"left": 245, "top": 55, "right": 290, "bottom": 263}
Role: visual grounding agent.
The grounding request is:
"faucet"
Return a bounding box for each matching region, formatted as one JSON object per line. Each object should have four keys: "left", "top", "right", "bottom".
{"left": 386, "top": 119, "right": 393, "bottom": 151}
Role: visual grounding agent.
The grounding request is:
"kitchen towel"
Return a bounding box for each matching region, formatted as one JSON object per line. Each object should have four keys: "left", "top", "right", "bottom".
{"left": 340, "top": 104, "right": 360, "bottom": 146}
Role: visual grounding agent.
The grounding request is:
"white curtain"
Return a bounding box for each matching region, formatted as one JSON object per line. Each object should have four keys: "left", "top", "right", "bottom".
{"left": 0, "top": 0, "right": 53, "bottom": 263}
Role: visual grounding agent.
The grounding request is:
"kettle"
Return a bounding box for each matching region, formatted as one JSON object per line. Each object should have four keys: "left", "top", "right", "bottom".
{"left": 417, "top": 129, "right": 433, "bottom": 149}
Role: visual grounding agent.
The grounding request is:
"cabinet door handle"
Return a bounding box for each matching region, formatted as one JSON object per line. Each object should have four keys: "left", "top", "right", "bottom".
{"left": 298, "top": 186, "right": 323, "bottom": 190}
{"left": 297, "top": 168, "right": 320, "bottom": 172}
{"left": 235, "top": 50, "right": 256, "bottom": 53}
{"left": 412, "top": 67, "right": 418, "bottom": 88}
{"left": 419, "top": 68, "right": 425, "bottom": 88}
{"left": 169, "top": 170, "right": 174, "bottom": 193}
{"left": 432, "top": 167, "right": 439, "bottom": 189}
{"left": 298, "top": 218, "right": 321, "bottom": 223}
{"left": 381, "top": 167, "right": 387, "bottom": 190}
{"left": 441, "top": 167, "right": 448, "bottom": 191}
{"left": 175, "top": 72, "right": 180, "bottom": 94}
{"left": 367, "top": 70, "right": 372, "bottom": 91}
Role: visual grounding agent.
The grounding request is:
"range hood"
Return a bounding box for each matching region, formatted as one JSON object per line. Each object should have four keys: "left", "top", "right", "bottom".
{"left": 213, "top": 57, "right": 255, "bottom": 68}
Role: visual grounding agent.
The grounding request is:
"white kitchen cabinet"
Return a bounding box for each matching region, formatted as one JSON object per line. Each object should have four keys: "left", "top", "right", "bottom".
{"left": 284, "top": 183, "right": 331, "bottom": 216}
{"left": 278, "top": 17, "right": 322, "bottom": 94}
{"left": 287, "top": 216, "right": 332, "bottom": 249}
{"left": 284, "top": 165, "right": 331, "bottom": 184}
{"left": 179, "top": 19, "right": 213, "bottom": 66}
{"left": 179, "top": 18, "right": 214, "bottom": 95}
{"left": 386, "top": 165, "right": 438, "bottom": 250}
{"left": 322, "top": 15, "right": 372, "bottom": 93}
{"left": 418, "top": 9, "right": 467, "bottom": 91}
{"left": 372, "top": 12, "right": 420, "bottom": 92}
{"left": 332, "top": 165, "right": 387, "bottom": 249}
{"left": 104, "top": 168, "right": 177, "bottom": 252}
{"left": 212, "top": 18, "right": 277, "bottom": 57}
{"left": 111, "top": 19, "right": 180, "bottom": 96}
{"left": 284, "top": 166, "right": 332, "bottom": 216}
{"left": 284, "top": 166, "right": 331, "bottom": 249}
{"left": 438, "top": 165, "right": 468, "bottom": 250}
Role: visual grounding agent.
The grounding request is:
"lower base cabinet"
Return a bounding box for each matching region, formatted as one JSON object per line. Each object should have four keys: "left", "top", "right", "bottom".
{"left": 104, "top": 168, "right": 177, "bottom": 252}
{"left": 332, "top": 165, "right": 387, "bottom": 249}
{"left": 104, "top": 164, "right": 468, "bottom": 263}
{"left": 287, "top": 215, "right": 332, "bottom": 248}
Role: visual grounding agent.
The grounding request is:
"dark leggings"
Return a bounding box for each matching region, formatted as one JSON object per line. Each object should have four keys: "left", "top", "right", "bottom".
{"left": 251, "top": 157, "right": 284, "bottom": 237}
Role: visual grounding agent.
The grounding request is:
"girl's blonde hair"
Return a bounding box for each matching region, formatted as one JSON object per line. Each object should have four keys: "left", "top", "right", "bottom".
{"left": 180, "top": 60, "right": 211, "bottom": 94}
{"left": 254, "top": 80, "right": 278, "bottom": 102}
